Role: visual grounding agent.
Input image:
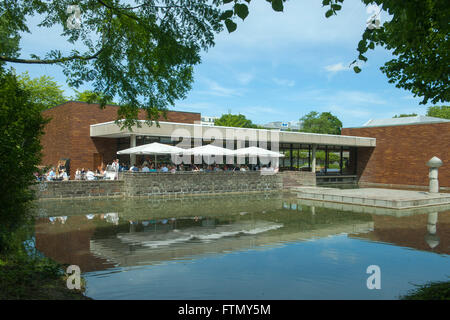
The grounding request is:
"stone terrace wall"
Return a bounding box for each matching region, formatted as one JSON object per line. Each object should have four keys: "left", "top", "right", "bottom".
{"left": 124, "top": 172, "right": 283, "bottom": 197}
{"left": 280, "top": 171, "right": 316, "bottom": 187}
{"left": 33, "top": 172, "right": 283, "bottom": 199}
{"left": 33, "top": 180, "right": 124, "bottom": 199}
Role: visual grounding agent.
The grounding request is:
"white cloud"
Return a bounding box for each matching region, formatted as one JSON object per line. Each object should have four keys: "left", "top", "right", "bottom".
{"left": 236, "top": 72, "right": 254, "bottom": 85}
{"left": 287, "top": 89, "right": 387, "bottom": 106}
{"left": 197, "top": 78, "right": 243, "bottom": 97}
{"left": 244, "top": 106, "right": 283, "bottom": 116}
{"left": 273, "top": 77, "right": 295, "bottom": 87}
{"left": 324, "top": 62, "right": 349, "bottom": 74}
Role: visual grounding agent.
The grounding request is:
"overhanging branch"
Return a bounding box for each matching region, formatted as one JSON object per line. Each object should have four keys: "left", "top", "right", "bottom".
{"left": 0, "top": 48, "right": 104, "bottom": 65}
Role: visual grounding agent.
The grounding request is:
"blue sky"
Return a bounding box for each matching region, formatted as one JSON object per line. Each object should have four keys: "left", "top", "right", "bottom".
{"left": 10, "top": 0, "right": 433, "bottom": 127}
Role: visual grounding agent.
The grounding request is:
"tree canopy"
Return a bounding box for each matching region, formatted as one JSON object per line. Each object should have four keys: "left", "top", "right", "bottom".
{"left": 16, "top": 72, "right": 67, "bottom": 109}
{"left": 72, "top": 89, "right": 115, "bottom": 105}
{"left": 214, "top": 113, "right": 257, "bottom": 128}
{"left": 0, "top": 71, "right": 48, "bottom": 254}
{"left": 393, "top": 113, "right": 418, "bottom": 118}
{"left": 0, "top": 0, "right": 286, "bottom": 128}
{"left": 1, "top": 0, "right": 448, "bottom": 125}
{"left": 321, "top": 0, "right": 449, "bottom": 105}
{"left": 300, "top": 111, "right": 343, "bottom": 135}
{"left": 426, "top": 105, "right": 450, "bottom": 119}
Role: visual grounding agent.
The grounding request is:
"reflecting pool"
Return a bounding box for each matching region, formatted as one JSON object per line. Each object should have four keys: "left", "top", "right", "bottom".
{"left": 33, "top": 193, "right": 450, "bottom": 299}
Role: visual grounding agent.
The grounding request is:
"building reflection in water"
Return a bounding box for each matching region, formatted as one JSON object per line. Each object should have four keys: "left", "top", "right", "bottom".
{"left": 33, "top": 195, "right": 450, "bottom": 274}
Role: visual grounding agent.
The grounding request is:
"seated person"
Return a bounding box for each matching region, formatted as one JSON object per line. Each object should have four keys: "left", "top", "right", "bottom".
{"left": 149, "top": 164, "right": 157, "bottom": 172}
{"left": 60, "top": 169, "right": 69, "bottom": 181}
{"left": 46, "top": 167, "right": 56, "bottom": 181}
{"left": 129, "top": 164, "right": 139, "bottom": 172}
{"left": 141, "top": 165, "right": 150, "bottom": 172}
{"left": 85, "top": 169, "right": 95, "bottom": 180}
{"left": 160, "top": 164, "right": 169, "bottom": 172}
{"left": 75, "top": 168, "right": 82, "bottom": 180}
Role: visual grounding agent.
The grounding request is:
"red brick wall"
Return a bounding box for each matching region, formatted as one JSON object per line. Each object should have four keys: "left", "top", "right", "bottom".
{"left": 40, "top": 101, "right": 201, "bottom": 178}
{"left": 349, "top": 211, "right": 450, "bottom": 254}
{"left": 342, "top": 122, "right": 450, "bottom": 187}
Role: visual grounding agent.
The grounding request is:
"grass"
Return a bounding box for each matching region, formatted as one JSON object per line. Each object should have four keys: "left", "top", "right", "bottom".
{"left": 0, "top": 255, "right": 91, "bottom": 300}
{"left": 400, "top": 281, "right": 450, "bottom": 300}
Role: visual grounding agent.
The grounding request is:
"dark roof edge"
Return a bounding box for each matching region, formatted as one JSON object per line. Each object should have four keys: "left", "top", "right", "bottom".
{"left": 43, "top": 100, "right": 201, "bottom": 115}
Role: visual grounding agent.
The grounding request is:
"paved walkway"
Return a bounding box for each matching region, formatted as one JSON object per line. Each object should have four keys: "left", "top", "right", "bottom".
{"left": 292, "top": 187, "right": 450, "bottom": 209}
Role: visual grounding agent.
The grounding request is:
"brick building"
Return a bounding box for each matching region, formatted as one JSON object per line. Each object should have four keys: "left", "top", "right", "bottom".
{"left": 40, "top": 101, "right": 201, "bottom": 178}
{"left": 342, "top": 116, "right": 450, "bottom": 189}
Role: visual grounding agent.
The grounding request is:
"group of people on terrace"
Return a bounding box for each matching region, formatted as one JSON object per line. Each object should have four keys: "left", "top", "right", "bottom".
{"left": 73, "top": 159, "right": 120, "bottom": 181}
{"left": 127, "top": 163, "right": 263, "bottom": 173}
{"left": 37, "top": 159, "right": 277, "bottom": 181}
{"left": 35, "top": 160, "right": 70, "bottom": 181}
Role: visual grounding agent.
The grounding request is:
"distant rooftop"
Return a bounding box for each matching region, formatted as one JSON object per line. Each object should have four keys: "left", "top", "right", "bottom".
{"left": 262, "top": 121, "right": 303, "bottom": 131}
{"left": 360, "top": 116, "right": 450, "bottom": 128}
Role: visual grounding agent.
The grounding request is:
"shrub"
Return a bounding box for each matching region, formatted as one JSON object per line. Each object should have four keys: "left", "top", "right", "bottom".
{"left": 0, "top": 70, "right": 48, "bottom": 255}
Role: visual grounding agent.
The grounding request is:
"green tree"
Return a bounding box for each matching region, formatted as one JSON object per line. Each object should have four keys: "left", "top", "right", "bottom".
{"left": 214, "top": 113, "right": 257, "bottom": 128}
{"left": 320, "top": 0, "right": 449, "bottom": 105}
{"left": 0, "top": 0, "right": 282, "bottom": 128}
{"left": 393, "top": 113, "right": 418, "bottom": 118}
{"left": 16, "top": 72, "right": 67, "bottom": 109}
{"left": 300, "top": 111, "right": 343, "bottom": 135}
{"left": 72, "top": 89, "right": 115, "bottom": 105}
{"left": 426, "top": 106, "right": 450, "bottom": 119}
{"left": 2, "top": 0, "right": 448, "bottom": 121}
{"left": 0, "top": 70, "right": 49, "bottom": 254}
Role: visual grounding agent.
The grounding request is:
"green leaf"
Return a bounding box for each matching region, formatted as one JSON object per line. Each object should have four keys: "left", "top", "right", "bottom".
{"left": 220, "top": 10, "right": 233, "bottom": 20}
{"left": 272, "top": 0, "right": 284, "bottom": 12}
{"left": 353, "top": 66, "right": 362, "bottom": 73}
{"left": 358, "top": 54, "right": 368, "bottom": 62}
{"left": 331, "top": 4, "right": 342, "bottom": 10}
{"left": 223, "top": 0, "right": 234, "bottom": 3}
{"left": 225, "top": 18, "right": 237, "bottom": 33}
{"left": 368, "top": 42, "right": 375, "bottom": 50}
{"left": 234, "top": 3, "right": 249, "bottom": 20}
{"left": 325, "top": 9, "right": 333, "bottom": 18}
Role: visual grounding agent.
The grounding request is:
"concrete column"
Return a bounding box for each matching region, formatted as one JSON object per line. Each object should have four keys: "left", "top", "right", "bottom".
{"left": 130, "top": 134, "right": 136, "bottom": 166}
{"left": 426, "top": 156, "right": 443, "bottom": 193}
{"left": 311, "top": 144, "right": 317, "bottom": 173}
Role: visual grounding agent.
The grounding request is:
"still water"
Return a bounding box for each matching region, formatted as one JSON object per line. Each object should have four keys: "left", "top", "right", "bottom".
{"left": 33, "top": 193, "right": 450, "bottom": 299}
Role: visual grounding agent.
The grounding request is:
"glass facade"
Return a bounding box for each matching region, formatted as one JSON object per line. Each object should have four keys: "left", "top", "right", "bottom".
{"left": 278, "top": 143, "right": 357, "bottom": 175}
{"left": 118, "top": 136, "right": 357, "bottom": 175}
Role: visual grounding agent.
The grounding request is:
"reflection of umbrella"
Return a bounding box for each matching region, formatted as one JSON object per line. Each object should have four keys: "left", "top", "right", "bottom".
{"left": 234, "top": 146, "right": 285, "bottom": 157}
{"left": 117, "top": 142, "right": 185, "bottom": 165}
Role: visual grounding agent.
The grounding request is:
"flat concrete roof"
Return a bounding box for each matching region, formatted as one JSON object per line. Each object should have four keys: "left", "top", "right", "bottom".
{"left": 90, "top": 120, "right": 376, "bottom": 147}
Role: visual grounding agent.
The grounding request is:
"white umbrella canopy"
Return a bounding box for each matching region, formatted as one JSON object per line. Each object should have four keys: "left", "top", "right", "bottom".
{"left": 117, "top": 142, "right": 185, "bottom": 155}
{"left": 234, "top": 146, "right": 285, "bottom": 157}
{"left": 182, "top": 144, "right": 236, "bottom": 156}
{"left": 117, "top": 142, "right": 186, "bottom": 166}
